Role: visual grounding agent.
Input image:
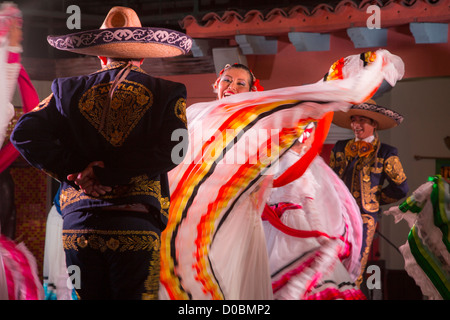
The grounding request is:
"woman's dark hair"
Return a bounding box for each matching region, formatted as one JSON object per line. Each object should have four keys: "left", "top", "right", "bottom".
{"left": 227, "top": 63, "right": 255, "bottom": 89}
{"left": 213, "top": 63, "right": 263, "bottom": 93}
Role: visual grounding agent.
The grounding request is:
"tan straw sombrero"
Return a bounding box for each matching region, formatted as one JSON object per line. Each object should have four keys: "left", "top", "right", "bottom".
{"left": 47, "top": 6, "right": 192, "bottom": 59}
{"left": 332, "top": 99, "right": 404, "bottom": 130}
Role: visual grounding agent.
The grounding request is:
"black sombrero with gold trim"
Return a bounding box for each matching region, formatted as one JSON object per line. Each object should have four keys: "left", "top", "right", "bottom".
{"left": 47, "top": 6, "right": 192, "bottom": 59}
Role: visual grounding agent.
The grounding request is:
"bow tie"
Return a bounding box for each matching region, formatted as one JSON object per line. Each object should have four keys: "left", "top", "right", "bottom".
{"left": 345, "top": 140, "right": 374, "bottom": 158}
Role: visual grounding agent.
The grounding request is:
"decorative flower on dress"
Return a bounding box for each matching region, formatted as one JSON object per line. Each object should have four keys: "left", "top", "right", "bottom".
{"left": 361, "top": 51, "right": 377, "bottom": 66}
{"left": 324, "top": 57, "right": 345, "bottom": 81}
{"left": 324, "top": 51, "right": 377, "bottom": 82}
{"left": 251, "top": 78, "right": 264, "bottom": 92}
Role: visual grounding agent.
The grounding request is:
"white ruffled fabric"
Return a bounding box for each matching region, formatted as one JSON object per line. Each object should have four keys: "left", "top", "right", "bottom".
{"left": 209, "top": 176, "right": 274, "bottom": 299}
{"left": 264, "top": 152, "right": 363, "bottom": 299}
{"left": 398, "top": 243, "right": 442, "bottom": 300}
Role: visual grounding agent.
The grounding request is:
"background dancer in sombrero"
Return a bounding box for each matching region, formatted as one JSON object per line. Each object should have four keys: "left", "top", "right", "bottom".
{"left": 10, "top": 6, "right": 191, "bottom": 300}
{"left": 329, "top": 99, "right": 409, "bottom": 290}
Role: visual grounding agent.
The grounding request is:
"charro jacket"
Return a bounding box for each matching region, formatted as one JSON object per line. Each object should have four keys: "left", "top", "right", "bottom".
{"left": 329, "top": 138, "right": 408, "bottom": 215}
{"left": 11, "top": 62, "right": 188, "bottom": 222}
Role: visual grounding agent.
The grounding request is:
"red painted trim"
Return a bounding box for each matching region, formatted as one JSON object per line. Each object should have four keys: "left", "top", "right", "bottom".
{"left": 182, "top": 0, "right": 450, "bottom": 38}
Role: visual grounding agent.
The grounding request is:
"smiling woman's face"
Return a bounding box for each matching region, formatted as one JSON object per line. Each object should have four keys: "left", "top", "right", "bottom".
{"left": 217, "top": 68, "right": 252, "bottom": 99}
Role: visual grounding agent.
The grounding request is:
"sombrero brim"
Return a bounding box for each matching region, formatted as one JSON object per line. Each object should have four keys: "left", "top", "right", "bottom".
{"left": 332, "top": 102, "right": 403, "bottom": 130}
{"left": 47, "top": 27, "right": 192, "bottom": 59}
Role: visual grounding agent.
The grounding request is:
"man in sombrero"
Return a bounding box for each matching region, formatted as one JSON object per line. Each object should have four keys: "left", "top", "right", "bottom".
{"left": 329, "top": 99, "right": 409, "bottom": 288}
{"left": 10, "top": 6, "right": 191, "bottom": 300}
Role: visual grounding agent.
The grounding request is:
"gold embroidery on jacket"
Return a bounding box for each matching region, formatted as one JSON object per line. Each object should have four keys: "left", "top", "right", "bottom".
{"left": 160, "top": 197, "right": 170, "bottom": 218}
{"left": 32, "top": 94, "right": 53, "bottom": 112}
{"left": 337, "top": 139, "right": 385, "bottom": 213}
{"left": 62, "top": 229, "right": 160, "bottom": 252}
{"left": 329, "top": 151, "right": 336, "bottom": 168}
{"left": 174, "top": 97, "right": 187, "bottom": 125}
{"left": 384, "top": 156, "right": 407, "bottom": 185}
{"left": 79, "top": 80, "right": 153, "bottom": 147}
{"left": 142, "top": 250, "right": 161, "bottom": 300}
{"left": 59, "top": 175, "right": 164, "bottom": 210}
{"left": 371, "top": 157, "right": 384, "bottom": 174}
{"left": 119, "top": 175, "right": 162, "bottom": 198}
{"left": 361, "top": 183, "right": 381, "bottom": 213}
{"left": 360, "top": 163, "right": 382, "bottom": 213}
{"left": 60, "top": 188, "right": 92, "bottom": 210}
{"left": 331, "top": 151, "right": 346, "bottom": 178}
{"left": 356, "top": 214, "right": 377, "bottom": 287}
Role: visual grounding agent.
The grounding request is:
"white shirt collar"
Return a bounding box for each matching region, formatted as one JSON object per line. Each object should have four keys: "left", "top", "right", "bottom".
{"left": 355, "top": 135, "right": 375, "bottom": 143}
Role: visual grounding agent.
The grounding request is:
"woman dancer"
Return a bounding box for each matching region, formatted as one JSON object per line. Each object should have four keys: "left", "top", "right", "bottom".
{"left": 160, "top": 50, "right": 405, "bottom": 300}
{"left": 214, "top": 64, "right": 365, "bottom": 300}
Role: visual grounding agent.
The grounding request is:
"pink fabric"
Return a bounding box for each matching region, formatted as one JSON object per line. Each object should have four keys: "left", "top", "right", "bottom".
{"left": 0, "top": 235, "right": 41, "bottom": 300}
{"left": 7, "top": 51, "right": 19, "bottom": 63}
{"left": 0, "top": 63, "right": 39, "bottom": 173}
{"left": 272, "top": 253, "right": 320, "bottom": 294}
{"left": 262, "top": 202, "right": 353, "bottom": 263}
{"left": 261, "top": 202, "right": 302, "bottom": 220}
{"left": 306, "top": 287, "right": 367, "bottom": 300}
{"left": 3, "top": 252, "right": 15, "bottom": 300}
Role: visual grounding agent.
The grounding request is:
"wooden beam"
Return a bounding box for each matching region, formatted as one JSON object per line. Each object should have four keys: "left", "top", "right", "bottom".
{"left": 414, "top": 155, "right": 450, "bottom": 161}
{"left": 21, "top": 55, "right": 215, "bottom": 81}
